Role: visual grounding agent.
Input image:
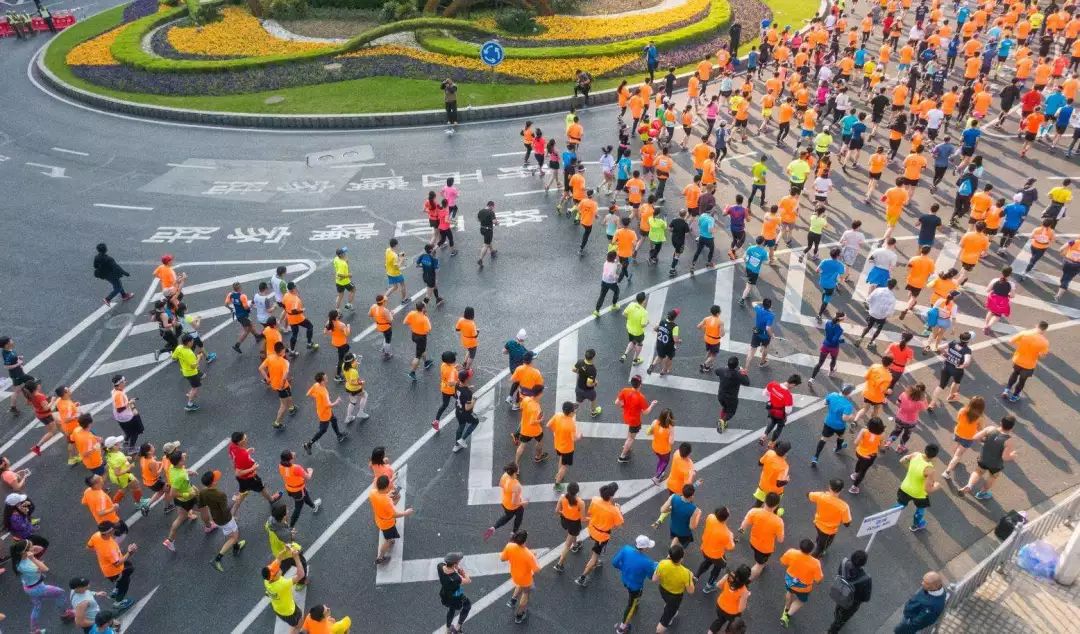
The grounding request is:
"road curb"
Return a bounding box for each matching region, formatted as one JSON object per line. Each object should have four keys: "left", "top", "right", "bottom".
{"left": 36, "top": 1, "right": 827, "bottom": 129}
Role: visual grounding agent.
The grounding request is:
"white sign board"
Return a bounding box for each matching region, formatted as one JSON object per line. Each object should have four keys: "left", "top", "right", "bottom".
{"left": 857, "top": 506, "right": 904, "bottom": 538}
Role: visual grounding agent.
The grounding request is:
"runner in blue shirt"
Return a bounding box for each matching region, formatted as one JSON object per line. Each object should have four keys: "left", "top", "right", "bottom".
{"left": 999, "top": 200, "right": 1029, "bottom": 249}
{"left": 616, "top": 151, "right": 633, "bottom": 194}
{"left": 748, "top": 298, "right": 774, "bottom": 366}
{"left": 809, "top": 311, "right": 847, "bottom": 384}
{"left": 739, "top": 236, "right": 768, "bottom": 306}
{"left": 611, "top": 537, "right": 658, "bottom": 631}
{"left": 816, "top": 247, "right": 846, "bottom": 319}
{"left": 691, "top": 213, "right": 717, "bottom": 270}
{"left": 841, "top": 113, "right": 869, "bottom": 167}
{"left": 811, "top": 383, "right": 856, "bottom": 465}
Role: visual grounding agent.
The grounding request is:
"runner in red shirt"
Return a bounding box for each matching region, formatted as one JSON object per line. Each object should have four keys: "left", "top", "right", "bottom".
{"left": 885, "top": 332, "right": 916, "bottom": 392}
{"left": 27, "top": 379, "right": 59, "bottom": 456}
{"left": 615, "top": 375, "right": 657, "bottom": 463}
{"left": 760, "top": 375, "right": 801, "bottom": 446}
{"left": 228, "top": 431, "right": 282, "bottom": 511}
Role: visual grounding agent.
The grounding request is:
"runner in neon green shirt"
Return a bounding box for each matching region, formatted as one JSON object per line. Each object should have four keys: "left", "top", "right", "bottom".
{"left": 332, "top": 247, "right": 355, "bottom": 311}
{"left": 171, "top": 335, "right": 202, "bottom": 412}
{"left": 621, "top": 292, "right": 650, "bottom": 365}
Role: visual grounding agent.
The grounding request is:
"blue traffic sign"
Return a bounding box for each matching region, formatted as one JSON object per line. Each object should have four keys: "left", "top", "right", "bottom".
{"left": 480, "top": 40, "right": 505, "bottom": 66}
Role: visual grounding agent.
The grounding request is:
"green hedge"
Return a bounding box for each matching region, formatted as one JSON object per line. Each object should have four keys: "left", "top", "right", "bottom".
{"left": 109, "top": 9, "right": 491, "bottom": 72}
{"left": 418, "top": 0, "right": 730, "bottom": 58}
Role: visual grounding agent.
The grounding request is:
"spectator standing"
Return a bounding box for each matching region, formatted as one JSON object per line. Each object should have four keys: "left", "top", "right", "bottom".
{"left": 93, "top": 244, "right": 133, "bottom": 306}
{"left": 893, "top": 571, "right": 946, "bottom": 634}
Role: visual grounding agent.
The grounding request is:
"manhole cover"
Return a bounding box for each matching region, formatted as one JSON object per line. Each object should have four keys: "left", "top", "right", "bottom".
{"left": 264, "top": 96, "right": 285, "bottom": 105}
{"left": 105, "top": 314, "right": 136, "bottom": 330}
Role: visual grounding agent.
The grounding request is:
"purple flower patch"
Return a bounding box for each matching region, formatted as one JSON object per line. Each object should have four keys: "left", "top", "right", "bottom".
{"left": 123, "top": 0, "right": 160, "bottom": 23}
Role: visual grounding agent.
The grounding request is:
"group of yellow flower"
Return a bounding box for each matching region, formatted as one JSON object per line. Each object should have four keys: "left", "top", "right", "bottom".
{"left": 341, "top": 45, "right": 636, "bottom": 82}
{"left": 66, "top": 23, "right": 128, "bottom": 65}
{"left": 167, "top": 6, "right": 331, "bottom": 56}
{"left": 473, "top": 0, "right": 709, "bottom": 40}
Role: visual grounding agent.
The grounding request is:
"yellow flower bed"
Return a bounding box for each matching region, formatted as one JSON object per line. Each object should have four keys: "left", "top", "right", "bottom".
{"left": 474, "top": 0, "right": 709, "bottom": 40}
{"left": 341, "top": 44, "right": 635, "bottom": 82}
{"left": 66, "top": 24, "right": 128, "bottom": 66}
{"left": 167, "top": 7, "right": 332, "bottom": 57}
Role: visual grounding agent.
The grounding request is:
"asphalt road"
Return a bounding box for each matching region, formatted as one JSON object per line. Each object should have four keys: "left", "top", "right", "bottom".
{"left": 0, "top": 2, "right": 1078, "bottom": 633}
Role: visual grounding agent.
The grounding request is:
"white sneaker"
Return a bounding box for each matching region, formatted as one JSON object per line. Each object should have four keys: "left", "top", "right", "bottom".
{"left": 505, "top": 395, "right": 515, "bottom": 405}
{"left": 312, "top": 498, "right": 323, "bottom": 514}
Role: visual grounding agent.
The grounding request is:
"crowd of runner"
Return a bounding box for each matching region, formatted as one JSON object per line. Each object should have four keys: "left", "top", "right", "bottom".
{"left": 1, "top": 0, "right": 1077, "bottom": 632}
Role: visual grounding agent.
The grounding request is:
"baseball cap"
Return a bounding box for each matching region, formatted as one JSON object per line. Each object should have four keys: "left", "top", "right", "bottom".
{"left": 444, "top": 552, "right": 464, "bottom": 565}
{"left": 336, "top": 247, "right": 348, "bottom": 255}
{"left": 635, "top": 535, "right": 656, "bottom": 550}
{"left": 162, "top": 440, "right": 181, "bottom": 454}
{"left": 103, "top": 436, "right": 124, "bottom": 449}
{"left": 5, "top": 493, "right": 27, "bottom": 506}
{"left": 161, "top": 254, "right": 174, "bottom": 264}
{"left": 516, "top": 329, "right": 527, "bottom": 341}
{"left": 201, "top": 469, "right": 222, "bottom": 486}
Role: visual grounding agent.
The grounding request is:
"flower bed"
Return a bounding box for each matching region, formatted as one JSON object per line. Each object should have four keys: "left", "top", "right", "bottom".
{"left": 122, "top": 0, "right": 160, "bottom": 22}
{"left": 473, "top": 0, "right": 709, "bottom": 40}
{"left": 165, "top": 7, "right": 332, "bottom": 57}
{"left": 66, "top": 23, "right": 131, "bottom": 66}
{"left": 460, "top": 1, "right": 710, "bottom": 47}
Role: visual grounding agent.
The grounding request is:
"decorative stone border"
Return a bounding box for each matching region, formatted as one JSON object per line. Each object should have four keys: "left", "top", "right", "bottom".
{"left": 38, "top": 0, "right": 827, "bottom": 129}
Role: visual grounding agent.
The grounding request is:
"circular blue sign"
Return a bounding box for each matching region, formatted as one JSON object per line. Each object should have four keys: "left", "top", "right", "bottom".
{"left": 480, "top": 40, "right": 505, "bottom": 66}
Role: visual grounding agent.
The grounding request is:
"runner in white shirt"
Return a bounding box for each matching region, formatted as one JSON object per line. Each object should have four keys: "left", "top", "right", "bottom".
{"left": 252, "top": 282, "right": 277, "bottom": 329}
{"left": 856, "top": 279, "right": 898, "bottom": 349}
{"left": 813, "top": 173, "right": 834, "bottom": 205}
{"left": 865, "top": 239, "right": 899, "bottom": 295}
{"left": 838, "top": 220, "right": 867, "bottom": 285}
{"left": 926, "top": 107, "right": 945, "bottom": 139}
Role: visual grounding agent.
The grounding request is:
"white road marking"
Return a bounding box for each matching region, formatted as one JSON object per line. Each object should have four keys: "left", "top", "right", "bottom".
{"left": 721, "top": 151, "right": 755, "bottom": 163}
{"left": 555, "top": 332, "right": 578, "bottom": 407}
{"left": 1008, "top": 239, "right": 1059, "bottom": 285}
{"left": 328, "top": 162, "right": 386, "bottom": 169}
{"left": 51, "top": 146, "right": 89, "bottom": 156}
{"left": 25, "top": 162, "right": 68, "bottom": 178}
{"left": 157, "top": 262, "right": 313, "bottom": 300}
{"left": 166, "top": 163, "right": 216, "bottom": 170}
{"left": 387, "top": 548, "right": 552, "bottom": 585}
{"left": 281, "top": 205, "right": 366, "bottom": 213}
{"left": 504, "top": 189, "right": 548, "bottom": 197}
{"left": 350, "top": 288, "right": 428, "bottom": 343}
{"left": 118, "top": 585, "right": 159, "bottom": 630}
{"left": 128, "top": 306, "right": 232, "bottom": 336}
{"left": 1045, "top": 176, "right": 1080, "bottom": 180}
{"left": 490, "top": 151, "right": 521, "bottom": 157}
{"left": 466, "top": 394, "right": 496, "bottom": 490}
{"left": 93, "top": 204, "right": 154, "bottom": 211}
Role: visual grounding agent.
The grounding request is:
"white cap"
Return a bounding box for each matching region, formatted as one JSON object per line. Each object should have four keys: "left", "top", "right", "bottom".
{"left": 516, "top": 329, "right": 527, "bottom": 341}
{"left": 5, "top": 493, "right": 27, "bottom": 506}
{"left": 635, "top": 535, "right": 656, "bottom": 550}
{"left": 103, "top": 436, "right": 125, "bottom": 449}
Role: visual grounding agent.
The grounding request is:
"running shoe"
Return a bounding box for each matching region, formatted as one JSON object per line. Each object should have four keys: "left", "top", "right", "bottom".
{"left": 574, "top": 575, "right": 589, "bottom": 587}
{"left": 810, "top": 457, "right": 818, "bottom": 468}
{"left": 306, "top": 343, "right": 319, "bottom": 351}
{"left": 482, "top": 527, "right": 496, "bottom": 542}
{"left": 553, "top": 562, "right": 565, "bottom": 573}
{"left": 113, "top": 598, "right": 135, "bottom": 611}
{"left": 591, "top": 406, "right": 602, "bottom": 417}
{"left": 780, "top": 611, "right": 791, "bottom": 628}
{"left": 974, "top": 490, "right": 993, "bottom": 500}
{"left": 910, "top": 521, "right": 928, "bottom": 532}
{"left": 184, "top": 403, "right": 200, "bottom": 412}
{"left": 432, "top": 419, "right": 440, "bottom": 431}
{"left": 312, "top": 498, "right": 322, "bottom": 514}
{"left": 162, "top": 538, "right": 176, "bottom": 552}
{"left": 848, "top": 485, "right": 860, "bottom": 494}
{"left": 302, "top": 441, "right": 313, "bottom": 455}
{"left": 212, "top": 559, "right": 225, "bottom": 572}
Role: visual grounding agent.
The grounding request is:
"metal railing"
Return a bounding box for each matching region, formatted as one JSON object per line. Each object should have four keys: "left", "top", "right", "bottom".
{"left": 930, "top": 488, "right": 1080, "bottom": 631}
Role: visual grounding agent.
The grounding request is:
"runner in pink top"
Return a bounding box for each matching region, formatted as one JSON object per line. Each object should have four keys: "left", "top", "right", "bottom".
{"left": 441, "top": 177, "right": 460, "bottom": 218}
{"left": 884, "top": 383, "right": 929, "bottom": 453}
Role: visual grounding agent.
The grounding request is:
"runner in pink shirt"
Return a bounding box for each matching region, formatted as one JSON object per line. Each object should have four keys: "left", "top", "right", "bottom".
{"left": 441, "top": 177, "right": 460, "bottom": 219}
{"left": 884, "top": 383, "right": 929, "bottom": 453}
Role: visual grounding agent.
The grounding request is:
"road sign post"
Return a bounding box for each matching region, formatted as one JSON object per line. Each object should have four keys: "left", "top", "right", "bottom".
{"left": 480, "top": 39, "right": 504, "bottom": 83}
{"left": 856, "top": 506, "right": 904, "bottom": 551}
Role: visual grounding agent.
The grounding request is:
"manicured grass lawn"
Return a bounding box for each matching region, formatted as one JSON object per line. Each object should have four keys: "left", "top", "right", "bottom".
{"left": 44, "top": 0, "right": 821, "bottom": 115}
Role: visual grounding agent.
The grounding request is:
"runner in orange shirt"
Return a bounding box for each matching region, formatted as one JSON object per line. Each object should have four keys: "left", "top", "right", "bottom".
{"left": 501, "top": 530, "right": 541, "bottom": 624}
{"left": 849, "top": 417, "right": 887, "bottom": 493}
{"left": 281, "top": 282, "right": 318, "bottom": 356}
{"left": 547, "top": 401, "right": 580, "bottom": 489}
{"left": 956, "top": 221, "right": 991, "bottom": 285}
{"left": 575, "top": 481, "right": 624, "bottom": 586}
{"left": 368, "top": 295, "right": 394, "bottom": 360}
{"left": 258, "top": 341, "right": 297, "bottom": 429}
{"left": 153, "top": 254, "right": 186, "bottom": 296}
{"left": 778, "top": 539, "right": 824, "bottom": 627}
{"left": 900, "top": 245, "right": 936, "bottom": 319}
{"left": 739, "top": 492, "right": 784, "bottom": 581}
{"left": 403, "top": 301, "right": 433, "bottom": 381}
{"left": 882, "top": 177, "right": 910, "bottom": 241}
{"left": 483, "top": 463, "right": 526, "bottom": 542}
{"left": 807, "top": 479, "right": 852, "bottom": 557}
{"left": 371, "top": 471, "right": 413, "bottom": 565}
{"left": 303, "top": 372, "right": 345, "bottom": 453}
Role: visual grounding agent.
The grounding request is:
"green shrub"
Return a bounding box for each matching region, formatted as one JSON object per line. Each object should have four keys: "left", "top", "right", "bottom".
{"left": 379, "top": 0, "right": 417, "bottom": 23}
{"left": 548, "top": 0, "right": 579, "bottom": 14}
{"left": 265, "top": 0, "right": 308, "bottom": 18}
{"left": 494, "top": 7, "right": 538, "bottom": 34}
{"left": 184, "top": 0, "right": 221, "bottom": 23}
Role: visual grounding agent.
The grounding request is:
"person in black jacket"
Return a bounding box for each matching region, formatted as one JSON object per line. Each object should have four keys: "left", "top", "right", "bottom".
{"left": 828, "top": 549, "right": 872, "bottom": 633}
{"left": 715, "top": 356, "right": 750, "bottom": 432}
{"left": 93, "top": 243, "right": 133, "bottom": 306}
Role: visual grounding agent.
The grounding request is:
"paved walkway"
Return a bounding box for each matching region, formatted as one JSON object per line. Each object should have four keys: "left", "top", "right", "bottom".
{"left": 935, "top": 523, "right": 1080, "bottom": 634}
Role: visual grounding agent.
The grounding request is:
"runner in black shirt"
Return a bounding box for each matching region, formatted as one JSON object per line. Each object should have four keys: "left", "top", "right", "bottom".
{"left": 715, "top": 356, "right": 750, "bottom": 432}
{"left": 668, "top": 210, "right": 691, "bottom": 278}
{"left": 477, "top": 201, "right": 498, "bottom": 269}
{"left": 646, "top": 309, "right": 681, "bottom": 376}
{"left": 572, "top": 349, "right": 602, "bottom": 417}
{"left": 438, "top": 552, "right": 472, "bottom": 633}
{"left": 452, "top": 370, "right": 478, "bottom": 452}
{"left": 869, "top": 88, "right": 890, "bottom": 135}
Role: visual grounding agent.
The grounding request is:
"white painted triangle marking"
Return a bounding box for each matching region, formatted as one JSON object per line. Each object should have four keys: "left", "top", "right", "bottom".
{"left": 1009, "top": 239, "right": 1060, "bottom": 285}
{"left": 555, "top": 331, "right": 579, "bottom": 408}
{"left": 389, "top": 548, "right": 552, "bottom": 585}
{"left": 128, "top": 306, "right": 232, "bottom": 336}
{"left": 467, "top": 394, "right": 496, "bottom": 490}
{"left": 153, "top": 262, "right": 313, "bottom": 301}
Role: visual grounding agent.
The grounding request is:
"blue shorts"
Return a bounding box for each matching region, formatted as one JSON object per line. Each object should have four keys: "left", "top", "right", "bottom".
{"left": 954, "top": 435, "right": 973, "bottom": 448}
{"left": 785, "top": 574, "right": 810, "bottom": 599}
{"left": 821, "top": 286, "right": 836, "bottom": 304}
{"left": 866, "top": 266, "right": 890, "bottom": 287}
{"left": 387, "top": 274, "right": 405, "bottom": 285}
